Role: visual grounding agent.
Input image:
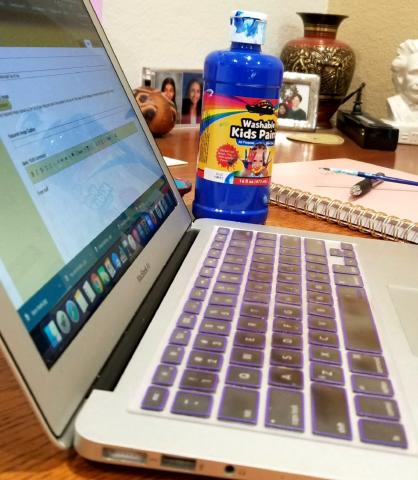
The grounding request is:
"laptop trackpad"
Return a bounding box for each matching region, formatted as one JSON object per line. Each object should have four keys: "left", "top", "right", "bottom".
{"left": 387, "top": 285, "right": 418, "bottom": 357}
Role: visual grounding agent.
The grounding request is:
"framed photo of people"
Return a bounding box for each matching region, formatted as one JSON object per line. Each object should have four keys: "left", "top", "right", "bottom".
{"left": 277, "top": 72, "right": 320, "bottom": 131}
{"left": 142, "top": 67, "right": 203, "bottom": 126}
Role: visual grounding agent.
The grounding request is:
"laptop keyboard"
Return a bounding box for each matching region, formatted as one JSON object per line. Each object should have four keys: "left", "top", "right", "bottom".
{"left": 140, "top": 227, "right": 408, "bottom": 449}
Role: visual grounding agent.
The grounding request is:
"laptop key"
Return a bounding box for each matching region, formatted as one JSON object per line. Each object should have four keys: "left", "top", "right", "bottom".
{"left": 190, "top": 287, "right": 207, "bottom": 301}
{"left": 310, "top": 346, "right": 342, "bottom": 365}
{"left": 237, "top": 316, "right": 267, "bottom": 333}
{"left": 161, "top": 345, "right": 185, "bottom": 365}
{"left": 274, "top": 304, "right": 302, "bottom": 320}
{"left": 305, "top": 254, "right": 327, "bottom": 265}
{"left": 269, "top": 367, "right": 303, "bottom": 389}
{"left": 246, "top": 281, "right": 271, "bottom": 293}
{"left": 141, "top": 386, "right": 169, "bottom": 411}
{"left": 265, "top": 388, "right": 304, "bottom": 432}
{"left": 204, "top": 257, "right": 218, "bottom": 268}
{"left": 241, "top": 303, "right": 269, "bottom": 319}
{"left": 231, "top": 230, "right": 253, "bottom": 240}
{"left": 279, "top": 255, "right": 301, "bottom": 266}
{"left": 334, "top": 273, "right": 363, "bottom": 287}
{"left": 348, "top": 352, "right": 388, "bottom": 376}
{"left": 306, "top": 271, "right": 330, "bottom": 283}
{"left": 200, "top": 319, "right": 231, "bottom": 336}
{"left": 180, "top": 369, "right": 218, "bottom": 393}
{"left": 307, "top": 291, "right": 333, "bottom": 306}
{"left": 272, "top": 333, "right": 303, "bottom": 350}
{"left": 187, "top": 350, "right": 223, "bottom": 371}
{"left": 277, "top": 273, "right": 301, "bottom": 285}
{"left": 195, "top": 276, "right": 211, "bottom": 288}
{"left": 306, "top": 263, "right": 329, "bottom": 274}
{"left": 276, "top": 282, "right": 301, "bottom": 295}
{"left": 200, "top": 267, "right": 216, "bottom": 278}
{"left": 248, "top": 270, "right": 272, "bottom": 283}
{"left": 273, "top": 318, "right": 302, "bottom": 334}
{"left": 309, "top": 331, "right": 339, "bottom": 348}
{"left": 306, "top": 282, "right": 331, "bottom": 294}
{"left": 172, "top": 391, "right": 212, "bottom": 418}
{"left": 209, "top": 293, "right": 237, "bottom": 307}
{"left": 184, "top": 299, "right": 202, "bottom": 314}
{"left": 270, "top": 348, "right": 303, "bottom": 368}
{"left": 307, "top": 303, "right": 335, "bottom": 318}
{"left": 355, "top": 395, "right": 400, "bottom": 421}
{"left": 230, "top": 347, "right": 264, "bottom": 367}
{"left": 311, "top": 383, "right": 352, "bottom": 440}
{"left": 244, "top": 291, "right": 270, "bottom": 304}
{"left": 229, "top": 240, "right": 250, "bottom": 249}
{"left": 213, "top": 282, "right": 240, "bottom": 295}
{"left": 358, "top": 419, "right": 407, "bottom": 449}
{"left": 332, "top": 264, "right": 360, "bottom": 275}
{"left": 217, "top": 272, "right": 242, "bottom": 284}
{"left": 218, "top": 386, "right": 259, "bottom": 424}
{"left": 351, "top": 375, "right": 393, "bottom": 397}
{"left": 152, "top": 364, "right": 177, "bottom": 386}
{"left": 225, "top": 366, "right": 261, "bottom": 388}
{"left": 311, "top": 362, "right": 344, "bottom": 385}
{"left": 252, "top": 253, "right": 274, "bottom": 264}
{"left": 337, "top": 286, "right": 381, "bottom": 353}
{"left": 275, "top": 293, "right": 302, "bottom": 306}
{"left": 308, "top": 315, "right": 337, "bottom": 332}
{"left": 205, "top": 305, "right": 234, "bottom": 321}
{"left": 280, "top": 235, "right": 301, "bottom": 250}
{"left": 224, "top": 254, "right": 246, "bottom": 264}
{"left": 234, "top": 331, "right": 265, "bottom": 349}
{"left": 220, "top": 263, "right": 245, "bottom": 274}
{"left": 169, "top": 328, "right": 191, "bottom": 346}
{"left": 305, "top": 238, "right": 326, "bottom": 256}
{"left": 177, "top": 313, "right": 197, "bottom": 329}
{"left": 257, "top": 232, "right": 276, "bottom": 241}
{"left": 277, "top": 263, "right": 301, "bottom": 274}
{"left": 194, "top": 334, "right": 227, "bottom": 352}
{"left": 250, "top": 262, "right": 273, "bottom": 273}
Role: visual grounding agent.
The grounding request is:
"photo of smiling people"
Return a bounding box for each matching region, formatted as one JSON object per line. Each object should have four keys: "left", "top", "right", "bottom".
{"left": 181, "top": 73, "right": 203, "bottom": 124}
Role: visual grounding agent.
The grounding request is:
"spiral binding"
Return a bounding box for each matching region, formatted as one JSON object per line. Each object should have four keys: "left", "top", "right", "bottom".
{"left": 269, "top": 183, "right": 418, "bottom": 244}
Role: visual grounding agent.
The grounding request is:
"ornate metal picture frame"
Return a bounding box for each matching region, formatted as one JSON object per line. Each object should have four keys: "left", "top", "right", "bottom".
{"left": 277, "top": 72, "right": 320, "bottom": 131}
{"left": 142, "top": 67, "right": 203, "bottom": 126}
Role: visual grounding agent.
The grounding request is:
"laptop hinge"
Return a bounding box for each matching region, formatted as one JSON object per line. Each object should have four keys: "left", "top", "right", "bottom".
{"left": 90, "top": 227, "right": 199, "bottom": 392}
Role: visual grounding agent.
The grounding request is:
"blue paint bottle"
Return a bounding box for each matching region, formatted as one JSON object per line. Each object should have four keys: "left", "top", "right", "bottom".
{"left": 192, "top": 10, "right": 283, "bottom": 224}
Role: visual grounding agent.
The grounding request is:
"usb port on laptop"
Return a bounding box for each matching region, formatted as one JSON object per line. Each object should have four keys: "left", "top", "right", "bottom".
{"left": 161, "top": 454, "right": 196, "bottom": 471}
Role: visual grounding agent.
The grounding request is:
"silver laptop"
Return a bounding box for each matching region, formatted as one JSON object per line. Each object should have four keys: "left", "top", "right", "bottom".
{"left": 1, "top": 2, "right": 418, "bottom": 479}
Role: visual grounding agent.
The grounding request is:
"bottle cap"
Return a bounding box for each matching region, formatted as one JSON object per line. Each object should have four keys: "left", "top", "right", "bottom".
{"left": 230, "top": 10, "right": 267, "bottom": 45}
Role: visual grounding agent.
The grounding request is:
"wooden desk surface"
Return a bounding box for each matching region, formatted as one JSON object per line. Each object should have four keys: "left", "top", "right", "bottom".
{"left": 1, "top": 127, "right": 417, "bottom": 480}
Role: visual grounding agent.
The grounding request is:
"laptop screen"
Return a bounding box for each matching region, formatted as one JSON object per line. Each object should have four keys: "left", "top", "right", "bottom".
{"left": 0, "top": 1, "right": 177, "bottom": 368}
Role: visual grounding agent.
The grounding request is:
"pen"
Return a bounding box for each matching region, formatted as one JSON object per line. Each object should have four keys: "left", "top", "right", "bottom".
{"left": 320, "top": 167, "right": 418, "bottom": 188}
{"left": 350, "top": 173, "right": 385, "bottom": 197}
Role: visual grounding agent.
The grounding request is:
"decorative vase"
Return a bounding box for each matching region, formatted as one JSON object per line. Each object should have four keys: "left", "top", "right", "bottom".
{"left": 133, "top": 87, "right": 177, "bottom": 137}
{"left": 281, "top": 13, "right": 355, "bottom": 128}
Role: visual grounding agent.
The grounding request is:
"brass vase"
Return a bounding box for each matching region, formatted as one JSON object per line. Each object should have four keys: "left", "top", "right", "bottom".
{"left": 281, "top": 13, "right": 355, "bottom": 128}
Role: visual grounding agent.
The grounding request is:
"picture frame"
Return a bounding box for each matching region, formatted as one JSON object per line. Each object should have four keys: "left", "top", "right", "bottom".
{"left": 142, "top": 67, "right": 203, "bottom": 126}
{"left": 277, "top": 72, "right": 320, "bottom": 131}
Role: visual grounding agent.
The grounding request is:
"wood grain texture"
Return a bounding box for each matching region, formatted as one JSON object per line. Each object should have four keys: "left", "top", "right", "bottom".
{"left": 1, "top": 127, "right": 417, "bottom": 480}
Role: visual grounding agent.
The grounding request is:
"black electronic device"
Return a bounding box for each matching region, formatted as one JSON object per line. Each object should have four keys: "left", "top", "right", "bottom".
{"left": 336, "top": 83, "right": 399, "bottom": 151}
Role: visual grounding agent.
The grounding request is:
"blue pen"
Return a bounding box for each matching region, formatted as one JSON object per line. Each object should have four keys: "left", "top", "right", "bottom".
{"left": 320, "top": 167, "right": 418, "bottom": 188}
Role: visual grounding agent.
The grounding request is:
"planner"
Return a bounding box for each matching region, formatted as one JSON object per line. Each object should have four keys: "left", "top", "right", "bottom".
{"left": 269, "top": 158, "right": 418, "bottom": 244}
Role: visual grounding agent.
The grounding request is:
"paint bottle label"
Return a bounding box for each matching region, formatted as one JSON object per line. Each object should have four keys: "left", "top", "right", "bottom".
{"left": 198, "top": 92, "right": 278, "bottom": 186}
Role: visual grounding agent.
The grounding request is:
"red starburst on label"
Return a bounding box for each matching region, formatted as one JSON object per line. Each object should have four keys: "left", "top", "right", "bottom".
{"left": 216, "top": 144, "right": 239, "bottom": 169}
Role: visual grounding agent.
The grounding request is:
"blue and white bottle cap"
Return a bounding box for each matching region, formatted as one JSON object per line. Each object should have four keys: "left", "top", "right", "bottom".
{"left": 230, "top": 10, "right": 267, "bottom": 45}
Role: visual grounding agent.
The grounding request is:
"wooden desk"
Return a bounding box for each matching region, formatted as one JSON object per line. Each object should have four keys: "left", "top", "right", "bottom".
{"left": 1, "top": 127, "right": 417, "bottom": 480}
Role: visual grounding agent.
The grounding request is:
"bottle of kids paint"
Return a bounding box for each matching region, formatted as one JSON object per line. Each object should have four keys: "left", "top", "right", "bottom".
{"left": 192, "top": 10, "right": 283, "bottom": 224}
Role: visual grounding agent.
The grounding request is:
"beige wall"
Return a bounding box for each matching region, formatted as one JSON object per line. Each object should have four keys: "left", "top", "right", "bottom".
{"left": 102, "top": 0, "right": 328, "bottom": 89}
{"left": 328, "top": 0, "right": 418, "bottom": 119}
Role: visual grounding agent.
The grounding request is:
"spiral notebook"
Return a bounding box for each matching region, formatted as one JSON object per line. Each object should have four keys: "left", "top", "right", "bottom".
{"left": 270, "top": 158, "right": 418, "bottom": 244}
